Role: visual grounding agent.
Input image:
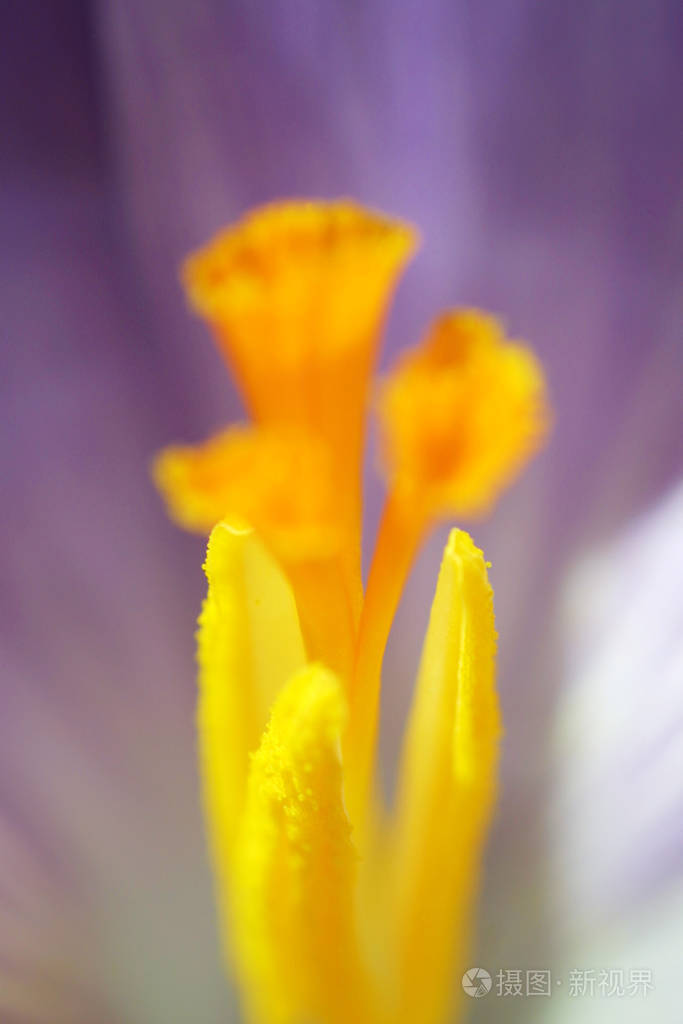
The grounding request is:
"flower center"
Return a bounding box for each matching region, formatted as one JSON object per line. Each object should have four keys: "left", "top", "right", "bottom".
{"left": 155, "top": 200, "right": 549, "bottom": 824}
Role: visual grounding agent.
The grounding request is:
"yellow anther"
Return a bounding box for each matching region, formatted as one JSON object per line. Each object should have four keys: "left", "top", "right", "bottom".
{"left": 391, "top": 530, "right": 500, "bottom": 1024}
{"left": 231, "top": 665, "right": 377, "bottom": 1024}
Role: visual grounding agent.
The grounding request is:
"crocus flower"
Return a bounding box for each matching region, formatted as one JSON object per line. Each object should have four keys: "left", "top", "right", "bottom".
{"left": 3, "top": 3, "right": 682, "bottom": 1023}
{"left": 153, "top": 200, "right": 549, "bottom": 1024}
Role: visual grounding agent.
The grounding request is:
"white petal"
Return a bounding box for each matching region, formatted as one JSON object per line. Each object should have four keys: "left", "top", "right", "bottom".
{"left": 545, "top": 481, "right": 683, "bottom": 1019}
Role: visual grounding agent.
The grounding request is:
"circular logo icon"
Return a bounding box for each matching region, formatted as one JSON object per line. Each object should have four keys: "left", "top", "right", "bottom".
{"left": 462, "top": 967, "right": 492, "bottom": 998}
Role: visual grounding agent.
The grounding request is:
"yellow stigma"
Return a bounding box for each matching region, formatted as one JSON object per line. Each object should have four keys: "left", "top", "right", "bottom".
{"left": 154, "top": 200, "right": 551, "bottom": 1024}
{"left": 154, "top": 425, "right": 341, "bottom": 561}
{"left": 378, "top": 309, "right": 550, "bottom": 522}
{"left": 154, "top": 426, "right": 355, "bottom": 676}
{"left": 184, "top": 200, "right": 416, "bottom": 380}
{"left": 183, "top": 199, "right": 416, "bottom": 608}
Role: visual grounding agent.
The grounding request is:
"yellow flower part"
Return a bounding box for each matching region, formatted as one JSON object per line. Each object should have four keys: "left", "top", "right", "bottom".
{"left": 391, "top": 531, "right": 500, "bottom": 1024}
{"left": 232, "top": 665, "right": 376, "bottom": 1024}
{"left": 344, "top": 309, "right": 549, "bottom": 824}
{"left": 184, "top": 200, "right": 417, "bottom": 605}
{"left": 378, "top": 309, "right": 550, "bottom": 523}
{"left": 154, "top": 426, "right": 340, "bottom": 557}
{"left": 197, "top": 522, "right": 305, "bottom": 866}
{"left": 155, "top": 426, "right": 355, "bottom": 676}
{"left": 199, "top": 519, "right": 498, "bottom": 1024}
{"left": 155, "top": 200, "right": 550, "bottom": 1024}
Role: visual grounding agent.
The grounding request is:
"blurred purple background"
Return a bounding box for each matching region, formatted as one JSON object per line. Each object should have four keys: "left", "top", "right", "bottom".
{"left": 1, "top": 2, "right": 681, "bottom": 1021}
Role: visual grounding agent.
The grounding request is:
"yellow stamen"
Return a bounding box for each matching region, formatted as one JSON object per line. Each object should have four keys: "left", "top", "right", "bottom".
{"left": 197, "top": 521, "right": 305, "bottom": 881}
{"left": 183, "top": 200, "right": 417, "bottom": 600}
{"left": 155, "top": 427, "right": 356, "bottom": 676}
{"left": 391, "top": 531, "right": 500, "bottom": 1024}
{"left": 197, "top": 525, "right": 500, "bottom": 1024}
{"left": 231, "top": 664, "right": 376, "bottom": 1024}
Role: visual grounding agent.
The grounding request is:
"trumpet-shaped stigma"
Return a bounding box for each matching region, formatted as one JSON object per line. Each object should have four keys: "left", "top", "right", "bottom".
{"left": 154, "top": 425, "right": 342, "bottom": 561}
{"left": 155, "top": 200, "right": 550, "bottom": 1024}
{"left": 183, "top": 200, "right": 416, "bottom": 373}
{"left": 183, "top": 200, "right": 417, "bottom": 604}
{"left": 156, "top": 427, "right": 357, "bottom": 676}
{"left": 378, "top": 309, "right": 550, "bottom": 522}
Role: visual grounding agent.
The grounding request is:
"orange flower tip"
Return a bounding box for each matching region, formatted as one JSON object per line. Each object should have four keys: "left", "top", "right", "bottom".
{"left": 181, "top": 198, "right": 418, "bottom": 349}
{"left": 152, "top": 426, "right": 343, "bottom": 562}
{"left": 377, "top": 308, "right": 551, "bottom": 522}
